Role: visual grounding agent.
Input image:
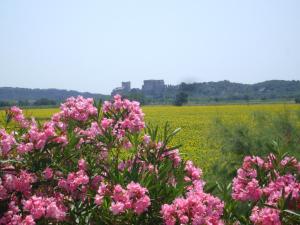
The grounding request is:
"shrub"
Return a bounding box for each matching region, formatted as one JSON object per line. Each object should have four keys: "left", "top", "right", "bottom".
{"left": 174, "top": 92, "right": 188, "bottom": 106}
{"left": 33, "top": 98, "right": 57, "bottom": 106}
{"left": 1, "top": 95, "right": 299, "bottom": 224}
{"left": 0, "top": 95, "right": 224, "bottom": 225}
{"left": 211, "top": 110, "right": 300, "bottom": 183}
{"left": 230, "top": 152, "right": 300, "bottom": 225}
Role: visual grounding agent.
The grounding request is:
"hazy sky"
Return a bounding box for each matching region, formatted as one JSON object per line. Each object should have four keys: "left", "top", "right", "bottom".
{"left": 0, "top": 0, "right": 299, "bottom": 94}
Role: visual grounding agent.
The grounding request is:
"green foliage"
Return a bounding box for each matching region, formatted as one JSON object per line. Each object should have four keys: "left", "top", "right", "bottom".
{"left": 123, "top": 89, "right": 146, "bottom": 105}
{"left": 0, "top": 87, "right": 109, "bottom": 102}
{"left": 213, "top": 110, "right": 300, "bottom": 157}
{"left": 211, "top": 109, "right": 300, "bottom": 183}
{"left": 0, "top": 100, "right": 13, "bottom": 107}
{"left": 33, "top": 98, "right": 57, "bottom": 106}
{"left": 174, "top": 92, "right": 188, "bottom": 106}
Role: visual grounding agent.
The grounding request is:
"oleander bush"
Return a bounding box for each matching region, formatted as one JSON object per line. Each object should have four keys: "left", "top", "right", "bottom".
{"left": 221, "top": 151, "right": 300, "bottom": 225}
{"left": 0, "top": 95, "right": 299, "bottom": 225}
{"left": 0, "top": 95, "right": 225, "bottom": 225}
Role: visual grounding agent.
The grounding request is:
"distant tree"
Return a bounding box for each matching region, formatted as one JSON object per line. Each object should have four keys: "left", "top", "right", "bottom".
{"left": 18, "top": 100, "right": 30, "bottom": 106}
{"left": 174, "top": 92, "right": 188, "bottom": 106}
{"left": 243, "top": 95, "right": 250, "bottom": 101}
{"left": 124, "top": 89, "right": 146, "bottom": 105}
{"left": 33, "top": 98, "right": 57, "bottom": 106}
{"left": 295, "top": 97, "right": 300, "bottom": 104}
{"left": 0, "top": 100, "right": 12, "bottom": 107}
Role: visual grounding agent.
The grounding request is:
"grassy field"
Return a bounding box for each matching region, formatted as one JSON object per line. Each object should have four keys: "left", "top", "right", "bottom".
{"left": 1, "top": 104, "right": 300, "bottom": 175}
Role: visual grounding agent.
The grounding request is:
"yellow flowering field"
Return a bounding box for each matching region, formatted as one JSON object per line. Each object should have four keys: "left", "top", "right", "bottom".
{"left": 1, "top": 104, "right": 299, "bottom": 173}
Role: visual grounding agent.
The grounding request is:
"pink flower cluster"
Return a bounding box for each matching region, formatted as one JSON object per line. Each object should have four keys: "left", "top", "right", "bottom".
{"left": 27, "top": 121, "right": 56, "bottom": 149}
{"left": 0, "top": 129, "right": 16, "bottom": 155}
{"left": 102, "top": 95, "right": 145, "bottom": 137}
{"left": 0, "top": 200, "right": 36, "bottom": 225}
{"left": 160, "top": 159, "right": 224, "bottom": 225}
{"left": 250, "top": 207, "right": 281, "bottom": 225}
{"left": 94, "top": 182, "right": 108, "bottom": 205}
{"left": 0, "top": 95, "right": 227, "bottom": 224}
{"left": 73, "top": 95, "right": 145, "bottom": 150}
{"left": 185, "top": 160, "right": 203, "bottom": 183}
{"left": 232, "top": 156, "right": 264, "bottom": 201}
{"left": 58, "top": 169, "right": 89, "bottom": 198}
{"left": 23, "top": 195, "right": 66, "bottom": 221}
{"left": 161, "top": 184, "right": 224, "bottom": 225}
{"left": 53, "top": 96, "right": 97, "bottom": 122}
{"left": 0, "top": 169, "right": 67, "bottom": 224}
{"left": 264, "top": 174, "right": 300, "bottom": 206}
{"left": 17, "top": 119, "right": 68, "bottom": 151}
{"left": 232, "top": 154, "right": 300, "bottom": 225}
{"left": 2, "top": 170, "right": 36, "bottom": 198}
{"left": 10, "top": 106, "right": 29, "bottom": 128}
{"left": 109, "top": 182, "right": 151, "bottom": 215}
{"left": 161, "top": 149, "right": 182, "bottom": 167}
{"left": 7, "top": 105, "right": 71, "bottom": 154}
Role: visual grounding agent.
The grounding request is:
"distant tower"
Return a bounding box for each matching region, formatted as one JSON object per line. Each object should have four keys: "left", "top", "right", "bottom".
{"left": 142, "top": 80, "right": 165, "bottom": 98}
{"left": 122, "top": 81, "right": 131, "bottom": 92}
{"left": 111, "top": 81, "right": 131, "bottom": 96}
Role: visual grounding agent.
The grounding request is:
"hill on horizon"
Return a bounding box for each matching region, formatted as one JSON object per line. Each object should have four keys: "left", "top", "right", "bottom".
{"left": 1, "top": 80, "right": 300, "bottom": 103}
{"left": 0, "top": 87, "right": 109, "bottom": 102}
{"left": 164, "top": 80, "right": 300, "bottom": 101}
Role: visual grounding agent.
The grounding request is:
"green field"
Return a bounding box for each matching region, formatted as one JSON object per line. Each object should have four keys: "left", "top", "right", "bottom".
{"left": 1, "top": 104, "right": 300, "bottom": 175}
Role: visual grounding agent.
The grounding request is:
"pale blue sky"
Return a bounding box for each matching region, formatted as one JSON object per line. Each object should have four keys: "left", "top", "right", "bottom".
{"left": 0, "top": 0, "right": 299, "bottom": 94}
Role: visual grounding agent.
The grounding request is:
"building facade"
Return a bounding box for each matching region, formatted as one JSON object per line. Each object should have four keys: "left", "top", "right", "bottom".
{"left": 142, "top": 80, "right": 165, "bottom": 98}
{"left": 111, "top": 81, "right": 131, "bottom": 96}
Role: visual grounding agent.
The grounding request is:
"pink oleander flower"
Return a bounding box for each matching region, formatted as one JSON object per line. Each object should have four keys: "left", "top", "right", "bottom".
{"left": 232, "top": 153, "right": 300, "bottom": 224}
{"left": 43, "top": 168, "right": 53, "bottom": 180}
{"left": 232, "top": 171, "right": 262, "bottom": 201}
{"left": 58, "top": 170, "right": 89, "bottom": 192}
{"left": 110, "top": 182, "right": 151, "bottom": 215}
{"left": 10, "top": 106, "right": 29, "bottom": 128}
{"left": 250, "top": 207, "right": 281, "bottom": 225}
{"left": 280, "top": 156, "right": 300, "bottom": 172}
{"left": 143, "top": 134, "right": 151, "bottom": 144}
{"left": 53, "top": 135, "right": 68, "bottom": 146}
{"left": 77, "top": 122, "right": 102, "bottom": 141}
{"left": 162, "top": 149, "right": 182, "bottom": 167}
{"left": 101, "top": 118, "right": 114, "bottom": 130}
{"left": 27, "top": 121, "right": 58, "bottom": 149}
{"left": 0, "top": 129, "right": 16, "bottom": 155}
{"left": 161, "top": 184, "right": 224, "bottom": 225}
{"left": 56, "top": 96, "right": 97, "bottom": 122}
{"left": 232, "top": 156, "right": 264, "bottom": 202}
{"left": 17, "top": 142, "right": 34, "bottom": 154}
{"left": 95, "top": 182, "right": 108, "bottom": 205}
{"left": 101, "top": 95, "right": 145, "bottom": 139}
{"left": 0, "top": 178, "right": 8, "bottom": 200}
{"left": 3, "top": 170, "right": 36, "bottom": 197}
{"left": 23, "top": 195, "right": 67, "bottom": 221}
{"left": 110, "top": 201, "right": 126, "bottom": 215}
{"left": 22, "top": 215, "right": 36, "bottom": 225}
{"left": 0, "top": 200, "right": 22, "bottom": 224}
{"left": 78, "top": 159, "right": 88, "bottom": 171}
{"left": 127, "top": 182, "right": 151, "bottom": 215}
{"left": 58, "top": 170, "right": 89, "bottom": 199}
{"left": 263, "top": 174, "right": 300, "bottom": 205}
{"left": 185, "top": 160, "right": 202, "bottom": 182}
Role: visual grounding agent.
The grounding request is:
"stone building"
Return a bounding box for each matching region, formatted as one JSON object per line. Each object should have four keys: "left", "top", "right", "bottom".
{"left": 111, "top": 81, "right": 131, "bottom": 96}
{"left": 142, "top": 80, "right": 165, "bottom": 98}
